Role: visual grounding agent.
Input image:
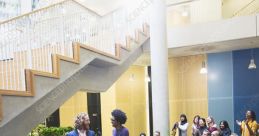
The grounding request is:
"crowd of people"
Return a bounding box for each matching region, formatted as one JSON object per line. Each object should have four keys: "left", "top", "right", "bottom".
{"left": 64, "top": 109, "right": 258, "bottom": 136}
{"left": 172, "top": 110, "right": 258, "bottom": 136}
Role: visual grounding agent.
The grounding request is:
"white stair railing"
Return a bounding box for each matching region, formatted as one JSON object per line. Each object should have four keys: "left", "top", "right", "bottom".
{"left": 0, "top": 0, "right": 151, "bottom": 91}
{"left": 232, "top": 0, "right": 259, "bottom": 17}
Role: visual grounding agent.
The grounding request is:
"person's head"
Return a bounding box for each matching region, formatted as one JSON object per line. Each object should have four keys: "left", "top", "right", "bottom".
{"left": 246, "top": 110, "right": 256, "bottom": 121}
{"left": 206, "top": 116, "right": 215, "bottom": 126}
{"left": 202, "top": 129, "right": 211, "bottom": 136}
{"left": 154, "top": 131, "right": 160, "bottom": 136}
{"left": 180, "top": 114, "right": 187, "bottom": 124}
{"left": 140, "top": 133, "right": 146, "bottom": 136}
{"left": 193, "top": 115, "right": 200, "bottom": 125}
{"left": 74, "top": 113, "right": 90, "bottom": 130}
{"left": 211, "top": 131, "right": 219, "bottom": 136}
{"left": 219, "top": 120, "right": 230, "bottom": 130}
{"left": 199, "top": 118, "right": 207, "bottom": 127}
{"left": 111, "top": 109, "right": 127, "bottom": 128}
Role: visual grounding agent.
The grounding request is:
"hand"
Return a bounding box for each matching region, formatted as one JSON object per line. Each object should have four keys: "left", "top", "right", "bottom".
{"left": 245, "top": 120, "right": 249, "bottom": 125}
{"left": 175, "top": 122, "right": 179, "bottom": 127}
{"left": 236, "top": 120, "right": 241, "bottom": 126}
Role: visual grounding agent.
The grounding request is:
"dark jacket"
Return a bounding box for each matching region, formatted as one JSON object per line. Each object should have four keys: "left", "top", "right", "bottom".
{"left": 219, "top": 128, "right": 231, "bottom": 136}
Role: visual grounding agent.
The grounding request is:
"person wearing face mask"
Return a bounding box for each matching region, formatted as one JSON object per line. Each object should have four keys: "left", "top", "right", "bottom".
{"left": 218, "top": 120, "right": 231, "bottom": 136}
{"left": 173, "top": 114, "right": 189, "bottom": 136}
{"left": 236, "top": 110, "right": 258, "bottom": 136}
{"left": 66, "top": 113, "right": 95, "bottom": 136}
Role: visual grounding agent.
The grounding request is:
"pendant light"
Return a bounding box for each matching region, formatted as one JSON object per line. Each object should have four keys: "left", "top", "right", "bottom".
{"left": 200, "top": 47, "right": 207, "bottom": 74}
{"left": 200, "top": 60, "right": 207, "bottom": 74}
{"left": 248, "top": 49, "right": 256, "bottom": 69}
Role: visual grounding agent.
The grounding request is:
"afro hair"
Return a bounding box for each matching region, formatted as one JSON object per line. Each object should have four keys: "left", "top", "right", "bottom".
{"left": 111, "top": 109, "right": 127, "bottom": 124}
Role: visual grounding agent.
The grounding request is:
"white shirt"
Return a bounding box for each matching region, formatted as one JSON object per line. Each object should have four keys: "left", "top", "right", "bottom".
{"left": 77, "top": 130, "right": 87, "bottom": 136}
{"left": 178, "top": 122, "right": 189, "bottom": 136}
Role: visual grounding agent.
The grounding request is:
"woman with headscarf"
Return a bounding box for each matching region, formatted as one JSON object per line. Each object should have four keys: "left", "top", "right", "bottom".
{"left": 173, "top": 114, "right": 189, "bottom": 136}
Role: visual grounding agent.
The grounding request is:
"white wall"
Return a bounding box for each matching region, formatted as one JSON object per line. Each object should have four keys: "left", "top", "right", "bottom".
{"left": 190, "top": 0, "right": 222, "bottom": 24}
{"left": 167, "top": 0, "right": 222, "bottom": 28}
{"left": 167, "top": 15, "right": 257, "bottom": 48}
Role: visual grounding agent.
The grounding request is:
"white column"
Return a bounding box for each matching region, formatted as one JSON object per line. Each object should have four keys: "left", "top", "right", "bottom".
{"left": 150, "top": 0, "right": 169, "bottom": 135}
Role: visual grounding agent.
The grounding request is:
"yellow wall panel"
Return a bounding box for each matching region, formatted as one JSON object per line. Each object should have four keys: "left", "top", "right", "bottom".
{"left": 115, "top": 66, "right": 147, "bottom": 136}
{"left": 101, "top": 83, "right": 117, "bottom": 136}
{"left": 168, "top": 55, "right": 208, "bottom": 135}
{"left": 100, "top": 65, "right": 147, "bottom": 136}
{"left": 60, "top": 91, "right": 88, "bottom": 127}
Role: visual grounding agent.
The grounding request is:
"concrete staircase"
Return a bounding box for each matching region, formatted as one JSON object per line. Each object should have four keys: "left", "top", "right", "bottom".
{"left": 0, "top": 22, "right": 150, "bottom": 135}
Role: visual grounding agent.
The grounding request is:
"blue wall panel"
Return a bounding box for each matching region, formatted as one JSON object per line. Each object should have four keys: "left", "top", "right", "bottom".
{"left": 207, "top": 52, "right": 234, "bottom": 131}
{"left": 233, "top": 49, "right": 259, "bottom": 134}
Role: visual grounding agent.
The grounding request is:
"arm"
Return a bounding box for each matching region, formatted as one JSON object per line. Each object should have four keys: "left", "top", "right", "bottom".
{"left": 192, "top": 125, "right": 200, "bottom": 135}
{"left": 112, "top": 129, "right": 116, "bottom": 136}
{"left": 240, "top": 121, "right": 245, "bottom": 134}
{"left": 192, "top": 125, "right": 196, "bottom": 135}
{"left": 125, "top": 129, "right": 129, "bottom": 136}
{"left": 178, "top": 123, "right": 189, "bottom": 131}
{"left": 236, "top": 120, "right": 241, "bottom": 126}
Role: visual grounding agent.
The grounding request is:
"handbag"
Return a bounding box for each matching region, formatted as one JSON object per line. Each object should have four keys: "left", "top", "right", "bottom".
{"left": 171, "top": 128, "right": 176, "bottom": 136}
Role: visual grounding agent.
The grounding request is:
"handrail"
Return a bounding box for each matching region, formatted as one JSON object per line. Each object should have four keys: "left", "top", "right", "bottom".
{"left": 0, "top": 0, "right": 101, "bottom": 25}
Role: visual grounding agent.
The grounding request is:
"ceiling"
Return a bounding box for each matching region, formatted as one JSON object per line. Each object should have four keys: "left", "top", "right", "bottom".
{"left": 169, "top": 37, "right": 259, "bottom": 57}
{"left": 80, "top": 0, "right": 195, "bottom": 15}
{"left": 79, "top": 0, "right": 125, "bottom": 15}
